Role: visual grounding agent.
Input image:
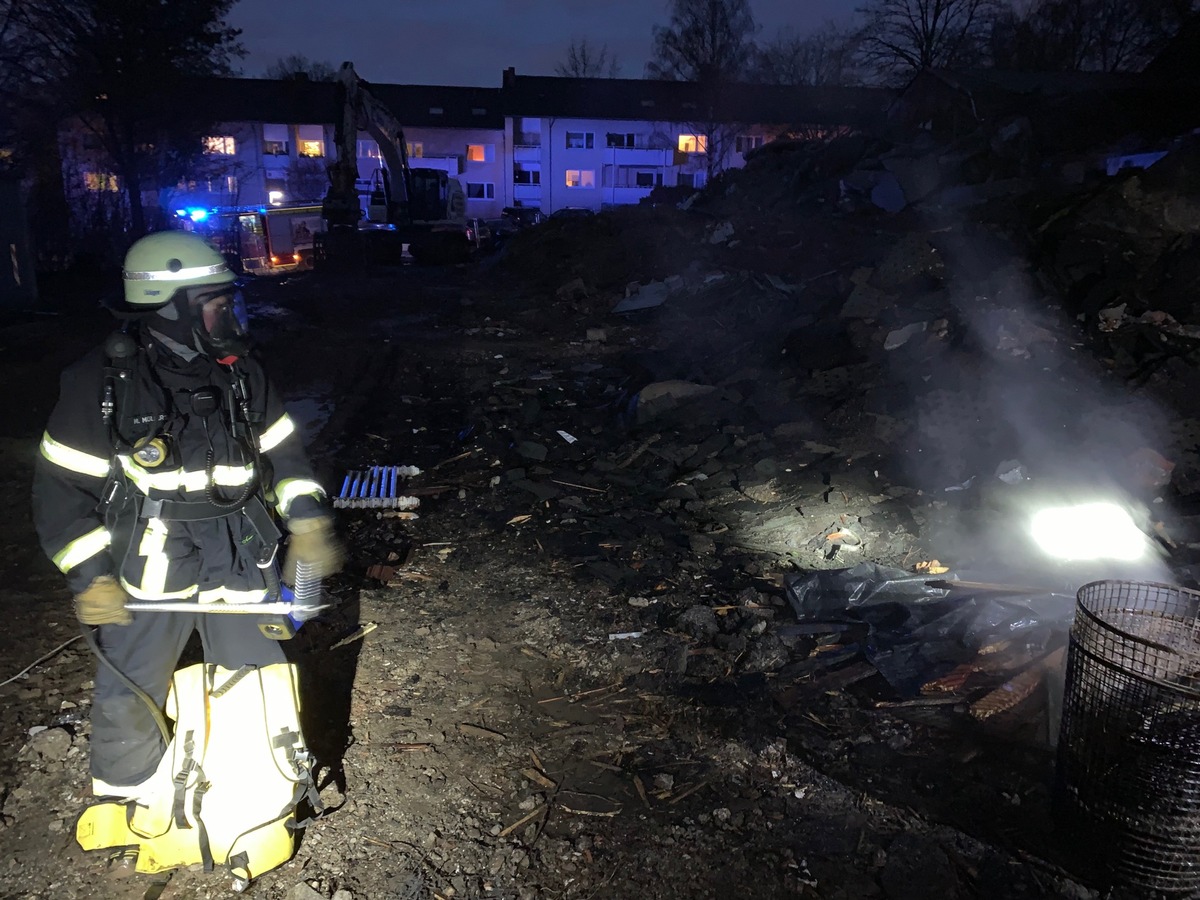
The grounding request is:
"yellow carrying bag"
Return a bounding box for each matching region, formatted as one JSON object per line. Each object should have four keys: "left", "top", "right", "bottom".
{"left": 76, "top": 662, "right": 318, "bottom": 887}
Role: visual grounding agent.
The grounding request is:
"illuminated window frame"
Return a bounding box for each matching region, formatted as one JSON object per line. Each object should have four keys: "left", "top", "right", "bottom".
{"left": 677, "top": 134, "right": 707, "bottom": 154}
{"left": 203, "top": 135, "right": 236, "bottom": 155}
{"left": 84, "top": 171, "right": 119, "bottom": 192}
{"left": 298, "top": 139, "right": 325, "bottom": 158}
{"left": 565, "top": 169, "right": 595, "bottom": 189}
{"left": 466, "top": 143, "right": 493, "bottom": 163}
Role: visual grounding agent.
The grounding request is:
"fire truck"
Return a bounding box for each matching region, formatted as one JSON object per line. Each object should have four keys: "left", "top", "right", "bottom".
{"left": 175, "top": 203, "right": 325, "bottom": 276}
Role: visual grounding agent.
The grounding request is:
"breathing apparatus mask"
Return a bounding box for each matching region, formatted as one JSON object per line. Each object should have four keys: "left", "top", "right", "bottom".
{"left": 149, "top": 285, "right": 251, "bottom": 362}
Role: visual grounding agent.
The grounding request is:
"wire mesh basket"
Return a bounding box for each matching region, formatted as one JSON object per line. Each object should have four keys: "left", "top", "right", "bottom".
{"left": 1056, "top": 580, "right": 1200, "bottom": 895}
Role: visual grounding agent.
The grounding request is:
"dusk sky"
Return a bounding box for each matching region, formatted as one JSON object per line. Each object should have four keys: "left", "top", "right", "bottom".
{"left": 227, "top": 0, "right": 858, "bottom": 86}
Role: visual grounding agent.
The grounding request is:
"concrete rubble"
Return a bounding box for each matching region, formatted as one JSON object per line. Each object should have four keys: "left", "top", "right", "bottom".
{"left": 4, "top": 43, "right": 1200, "bottom": 900}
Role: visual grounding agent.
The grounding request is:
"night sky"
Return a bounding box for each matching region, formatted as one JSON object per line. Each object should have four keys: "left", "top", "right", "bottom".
{"left": 227, "top": 0, "right": 857, "bottom": 86}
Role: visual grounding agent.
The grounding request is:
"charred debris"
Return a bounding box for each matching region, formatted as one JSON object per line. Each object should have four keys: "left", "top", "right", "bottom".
{"left": 329, "top": 57, "right": 1200, "bottom": 892}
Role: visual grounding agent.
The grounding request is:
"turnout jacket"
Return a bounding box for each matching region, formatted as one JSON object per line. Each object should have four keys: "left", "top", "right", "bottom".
{"left": 33, "top": 334, "right": 325, "bottom": 600}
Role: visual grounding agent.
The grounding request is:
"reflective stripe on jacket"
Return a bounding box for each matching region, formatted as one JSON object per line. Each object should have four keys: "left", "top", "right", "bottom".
{"left": 33, "top": 339, "right": 326, "bottom": 597}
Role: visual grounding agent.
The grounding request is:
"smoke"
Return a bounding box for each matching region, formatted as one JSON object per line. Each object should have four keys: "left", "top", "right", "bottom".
{"left": 895, "top": 219, "right": 1174, "bottom": 586}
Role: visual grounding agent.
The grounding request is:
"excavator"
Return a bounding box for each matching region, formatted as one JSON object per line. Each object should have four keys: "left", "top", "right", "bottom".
{"left": 318, "top": 62, "right": 472, "bottom": 266}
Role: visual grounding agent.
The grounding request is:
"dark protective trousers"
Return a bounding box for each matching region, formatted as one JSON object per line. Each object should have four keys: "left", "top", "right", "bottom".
{"left": 91, "top": 610, "right": 287, "bottom": 786}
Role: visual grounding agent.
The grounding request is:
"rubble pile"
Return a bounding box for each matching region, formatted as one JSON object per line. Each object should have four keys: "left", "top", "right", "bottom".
{"left": 7, "top": 58, "right": 1200, "bottom": 900}
{"left": 377, "top": 70, "right": 1200, "bottom": 888}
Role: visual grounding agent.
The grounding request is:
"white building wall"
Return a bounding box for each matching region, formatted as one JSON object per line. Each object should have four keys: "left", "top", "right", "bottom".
{"left": 506, "top": 116, "right": 774, "bottom": 214}
{"left": 403, "top": 125, "right": 506, "bottom": 219}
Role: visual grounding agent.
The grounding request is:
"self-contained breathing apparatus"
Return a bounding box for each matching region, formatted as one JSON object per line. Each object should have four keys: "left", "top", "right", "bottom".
{"left": 98, "top": 326, "right": 326, "bottom": 639}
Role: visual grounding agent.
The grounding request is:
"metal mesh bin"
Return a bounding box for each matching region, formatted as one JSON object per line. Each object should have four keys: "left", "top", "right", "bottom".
{"left": 1056, "top": 580, "right": 1200, "bottom": 895}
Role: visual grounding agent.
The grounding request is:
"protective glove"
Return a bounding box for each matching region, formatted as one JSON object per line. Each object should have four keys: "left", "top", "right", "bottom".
{"left": 283, "top": 516, "right": 345, "bottom": 584}
{"left": 74, "top": 575, "right": 132, "bottom": 626}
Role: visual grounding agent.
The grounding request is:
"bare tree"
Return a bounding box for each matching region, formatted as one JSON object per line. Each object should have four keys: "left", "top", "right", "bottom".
{"left": 264, "top": 54, "right": 337, "bottom": 81}
{"left": 555, "top": 39, "right": 620, "bottom": 78}
{"left": 647, "top": 0, "right": 758, "bottom": 83}
{"left": 753, "top": 22, "right": 861, "bottom": 85}
{"left": 8, "top": 0, "right": 243, "bottom": 238}
{"left": 990, "top": 0, "right": 1198, "bottom": 72}
{"left": 855, "top": 0, "right": 1000, "bottom": 81}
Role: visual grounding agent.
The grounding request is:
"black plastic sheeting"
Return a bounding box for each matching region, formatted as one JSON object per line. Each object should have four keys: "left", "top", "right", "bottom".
{"left": 784, "top": 563, "right": 1076, "bottom": 696}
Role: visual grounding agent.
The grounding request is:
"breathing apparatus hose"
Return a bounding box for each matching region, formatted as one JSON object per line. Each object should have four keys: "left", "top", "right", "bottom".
{"left": 79, "top": 624, "right": 171, "bottom": 746}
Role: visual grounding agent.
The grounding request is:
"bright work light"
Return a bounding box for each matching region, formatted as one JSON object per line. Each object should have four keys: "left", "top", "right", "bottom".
{"left": 1030, "top": 502, "right": 1147, "bottom": 562}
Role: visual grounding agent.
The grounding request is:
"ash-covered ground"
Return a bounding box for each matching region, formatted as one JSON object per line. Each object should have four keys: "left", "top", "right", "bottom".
{"left": 3, "top": 131, "right": 1200, "bottom": 900}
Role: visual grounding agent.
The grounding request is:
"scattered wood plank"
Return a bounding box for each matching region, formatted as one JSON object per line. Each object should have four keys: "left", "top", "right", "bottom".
{"left": 522, "top": 767, "right": 557, "bottom": 789}
{"left": 668, "top": 778, "right": 713, "bottom": 805}
{"left": 499, "top": 803, "right": 547, "bottom": 837}
{"left": 458, "top": 723, "right": 507, "bottom": 741}
{"left": 557, "top": 803, "right": 622, "bottom": 817}
{"left": 969, "top": 647, "right": 1066, "bottom": 721}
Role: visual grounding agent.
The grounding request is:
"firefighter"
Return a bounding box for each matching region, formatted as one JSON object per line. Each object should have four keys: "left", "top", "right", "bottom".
{"left": 32, "top": 231, "right": 344, "bottom": 798}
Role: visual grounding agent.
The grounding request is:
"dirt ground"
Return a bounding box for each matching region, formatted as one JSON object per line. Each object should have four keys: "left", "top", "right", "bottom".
{"left": 0, "top": 196, "right": 1185, "bottom": 900}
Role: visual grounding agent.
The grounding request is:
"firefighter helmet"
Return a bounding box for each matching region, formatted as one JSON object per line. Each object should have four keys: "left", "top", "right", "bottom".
{"left": 121, "top": 232, "right": 234, "bottom": 309}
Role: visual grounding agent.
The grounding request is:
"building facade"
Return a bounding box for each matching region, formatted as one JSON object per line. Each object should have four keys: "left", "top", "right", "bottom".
{"left": 60, "top": 70, "right": 891, "bottom": 232}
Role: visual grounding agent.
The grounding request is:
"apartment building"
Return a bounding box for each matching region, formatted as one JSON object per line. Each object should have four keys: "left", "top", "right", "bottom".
{"left": 61, "top": 70, "right": 890, "bottom": 229}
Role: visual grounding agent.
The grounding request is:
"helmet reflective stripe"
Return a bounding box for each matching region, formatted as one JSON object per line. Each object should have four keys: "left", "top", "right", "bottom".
{"left": 40, "top": 432, "right": 111, "bottom": 478}
{"left": 121, "top": 232, "right": 234, "bottom": 308}
{"left": 258, "top": 414, "right": 296, "bottom": 453}
{"left": 124, "top": 262, "right": 229, "bottom": 282}
{"left": 52, "top": 526, "right": 112, "bottom": 573}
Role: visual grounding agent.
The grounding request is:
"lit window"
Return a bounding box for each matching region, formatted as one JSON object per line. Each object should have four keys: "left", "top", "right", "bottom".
{"left": 565, "top": 169, "right": 595, "bottom": 189}
{"left": 268, "top": 190, "right": 284, "bottom": 206}
{"left": 466, "top": 182, "right": 495, "bottom": 200}
{"left": 203, "top": 136, "right": 236, "bottom": 155}
{"left": 466, "top": 144, "right": 493, "bottom": 163}
{"left": 84, "top": 172, "right": 119, "bottom": 192}
{"left": 407, "top": 142, "right": 423, "bottom": 158}
{"left": 678, "top": 134, "right": 707, "bottom": 154}
{"left": 298, "top": 140, "right": 325, "bottom": 157}
{"left": 358, "top": 140, "right": 381, "bottom": 159}
{"left": 226, "top": 175, "right": 238, "bottom": 194}
{"left": 566, "top": 131, "right": 594, "bottom": 150}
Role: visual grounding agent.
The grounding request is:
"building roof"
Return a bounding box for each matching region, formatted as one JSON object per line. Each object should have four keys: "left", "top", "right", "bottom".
{"left": 193, "top": 77, "right": 340, "bottom": 124}
{"left": 192, "top": 76, "right": 504, "bottom": 131}
{"left": 183, "top": 71, "right": 891, "bottom": 134}
{"left": 367, "top": 83, "right": 504, "bottom": 129}
{"left": 501, "top": 71, "right": 894, "bottom": 128}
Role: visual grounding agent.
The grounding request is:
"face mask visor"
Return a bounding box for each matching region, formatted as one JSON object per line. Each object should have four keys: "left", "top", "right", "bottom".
{"left": 186, "top": 285, "right": 250, "bottom": 359}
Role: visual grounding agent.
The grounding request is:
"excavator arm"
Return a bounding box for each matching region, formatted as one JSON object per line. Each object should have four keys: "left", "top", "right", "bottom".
{"left": 324, "top": 61, "right": 422, "bottom": 229}
{"left": 319, "top": 62, "right": 471, "bottom": 264}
